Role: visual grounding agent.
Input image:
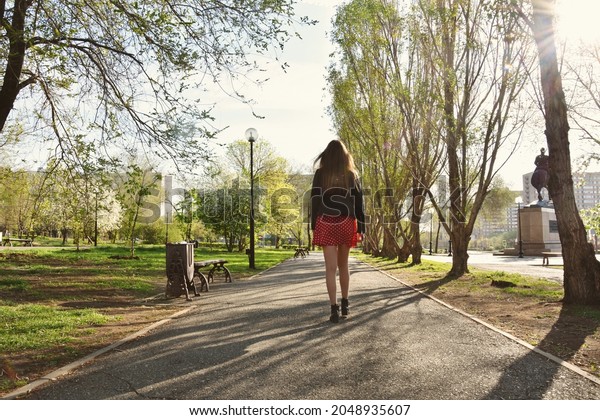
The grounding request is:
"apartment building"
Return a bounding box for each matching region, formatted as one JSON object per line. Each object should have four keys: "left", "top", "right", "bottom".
{"left": 522, "top": 171, "right": 600, "bottom": 210}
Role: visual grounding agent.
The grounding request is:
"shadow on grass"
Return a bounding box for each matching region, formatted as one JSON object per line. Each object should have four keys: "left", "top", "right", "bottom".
{"left": 405, "top": 273, "right": 460, "bottom": 295}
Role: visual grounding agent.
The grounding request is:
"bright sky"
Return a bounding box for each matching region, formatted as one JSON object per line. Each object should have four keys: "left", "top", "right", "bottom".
{"left": 208, "top": 0, "right": 338, "bottom": 173}
{"left": 206, "top": 0, "right": 599, "bottom": 189}
{"left": 555, "top": 0, "right": 600, "bottom": 44}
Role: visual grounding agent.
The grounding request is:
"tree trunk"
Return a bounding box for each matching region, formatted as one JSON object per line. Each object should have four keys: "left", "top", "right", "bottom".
{"left": 435, "top": 220, "right": 441, "bottom": 254}
{"left": 411, "top": 241, "right": 423, "bottom": 265}
{"left": 449, "top": 226, "right": 469, "bottom": 277}
{"left": 362, "top": 231, "right": 376, "bottom": 255}
{"left": 410, "top": 186, "right": 426, "bottom": 264}
{"left": 391, "top": 216, "right": 410, "bottom": 263}
{"left": 381, "top": 225, "right": 398, "bottom": 259}
{"left": 531, "top": 0, "right": 600, "bottom": 304}
{"left": 396, "top": 241, "right": 411, "bottom": 263}
{"left": 367, "top": 214, "right": 384, "bottom": 257}
{"left": 225, "top": 234, "right": 234, "bottom": 252}
{"left": 378, "top": 224, "right": 402, "bottom": 261}
{"left": 129, "top": 205, "right": 141, "bottom": 258}
{"left": 186, "top": 223, "right": 192, "bottom": 242}
{"left": 437, "top": 0, "right": 469, "bottom": 276}
{"left": 0, "top": 0, "right": 30, "bottom": 131}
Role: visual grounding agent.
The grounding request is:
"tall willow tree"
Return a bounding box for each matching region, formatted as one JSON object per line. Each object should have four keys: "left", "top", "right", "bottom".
{"left": 328, "top": 0, "right": 531, "bottom": 270}
{"left": 0, "top": 1, "right": 309, "bottom": 167}
{"left": 420, "top": 0, "right": 534, "bottom": 276}
{"left": 384, "top": 4, "right": 446, "bottom": 264}
{"left": 328, "top": 0, "right": 413, "bottom": 260}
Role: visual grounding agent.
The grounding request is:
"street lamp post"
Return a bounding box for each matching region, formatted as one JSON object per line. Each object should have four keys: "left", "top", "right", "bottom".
{"left": 94, "top": 189, "right": 99, "bottom": 247}
{"left": 429, "top": 210, "right": 433, "bottom": 255}
{"left": 516, "top": 196, "right": 524, "bottom": 258}
{"left": 245, "top": 128, "right": 258, "bottom": 269}
{"left": 447, "top": 208, "right": 453, "bottom": 256}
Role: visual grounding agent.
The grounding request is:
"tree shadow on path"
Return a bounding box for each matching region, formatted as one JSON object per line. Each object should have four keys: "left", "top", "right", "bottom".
{"left": 361, "top": 260, "right": 600, "bottom": 398}
{"left": 485, "top": 304, "right": 600, "bottom": 399}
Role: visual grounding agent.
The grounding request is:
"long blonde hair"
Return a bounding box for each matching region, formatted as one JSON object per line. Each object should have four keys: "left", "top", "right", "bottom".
{"left": 314, "top": 140, "right": 358, "bottom": 190}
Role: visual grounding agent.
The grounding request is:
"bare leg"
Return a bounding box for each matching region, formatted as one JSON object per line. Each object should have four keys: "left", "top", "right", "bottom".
{"left": 322, "top": 245, "right": 338, "bottom": 304}
{"left": 337, "top": 244, "right": 351, "bottom": 299}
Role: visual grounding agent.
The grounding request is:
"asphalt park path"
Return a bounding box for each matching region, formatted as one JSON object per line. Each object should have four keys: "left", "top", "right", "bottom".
{"left": 18, "top": 253, "right": 600, "bottom": 399}
{"left": 422, "top": 251, "right": 565, "bottom": 284}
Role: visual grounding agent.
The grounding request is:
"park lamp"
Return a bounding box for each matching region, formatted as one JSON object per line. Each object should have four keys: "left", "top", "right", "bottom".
{"left": 515, "top": 196, "right": 524, "bottom": 258}
{"left": 245, "top": 128, "right": 258, "bottom": 143}
{"left": 429, "top": 209, "right": 434, "bottom": 255}
{"left": 245, "top": 128, "right": 258, "bottom": 269}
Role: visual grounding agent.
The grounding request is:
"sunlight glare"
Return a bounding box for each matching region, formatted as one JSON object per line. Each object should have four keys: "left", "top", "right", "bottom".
{"left": 555, "top": 0, "right": 600, "bottom": 43}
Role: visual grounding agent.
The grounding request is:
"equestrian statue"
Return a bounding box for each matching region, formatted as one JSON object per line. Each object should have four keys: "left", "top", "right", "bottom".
{"left": 531, "top": 147, "right": 550, "bottom": 202}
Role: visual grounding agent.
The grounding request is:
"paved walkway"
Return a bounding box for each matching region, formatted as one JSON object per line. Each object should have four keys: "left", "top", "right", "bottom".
{"left": 423, "top": 251, "right": 565, "bottom": 283}
{"left": 10, "top": 253, "right": 600, "bottom": 399}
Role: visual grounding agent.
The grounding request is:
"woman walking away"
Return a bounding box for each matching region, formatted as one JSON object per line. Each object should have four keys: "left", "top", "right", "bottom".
{"left": 311, "top": 140, "right": 365, "bottom": 323}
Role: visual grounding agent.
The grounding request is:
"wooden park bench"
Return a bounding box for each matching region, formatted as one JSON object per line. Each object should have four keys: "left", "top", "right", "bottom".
{"left": 193, "top": 259, "right": 232, "bottom": 292}
{"left": 294, "top": 247, "right": 309, "bottom": 259}
{"left": 541, "top": 252, "right": 561, "bottom": 266}
{"left": 2, "top": 237, "right": 33, "bottom": 247}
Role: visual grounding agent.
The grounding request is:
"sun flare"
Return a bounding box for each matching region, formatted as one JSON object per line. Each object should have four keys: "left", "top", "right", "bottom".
{"left": 555, "top": 0, "right": 600, "bottom": 43}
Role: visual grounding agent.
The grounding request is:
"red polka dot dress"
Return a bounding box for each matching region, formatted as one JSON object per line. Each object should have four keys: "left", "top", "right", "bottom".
{"left": 313, "top": 215, "right": 359, "bottom": 247}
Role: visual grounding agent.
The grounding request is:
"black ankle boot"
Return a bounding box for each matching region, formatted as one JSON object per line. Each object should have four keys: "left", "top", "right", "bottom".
{"left": 330, "top": 304, "right": 340, "bottom": 323}
{"left": 341, "top": 298, "right": 349, "bottom": 317}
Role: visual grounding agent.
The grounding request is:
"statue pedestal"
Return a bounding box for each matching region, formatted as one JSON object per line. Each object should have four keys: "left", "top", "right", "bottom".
{"left": 504, "top": 205, "right": 561, "bottom": 256}
{"left": 520, "top": 205, "right": 561, "bottom": 254}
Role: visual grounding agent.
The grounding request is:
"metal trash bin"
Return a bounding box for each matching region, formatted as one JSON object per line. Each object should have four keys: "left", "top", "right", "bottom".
{"left": 165, "top": 242, "right": 199, "bottom": 300}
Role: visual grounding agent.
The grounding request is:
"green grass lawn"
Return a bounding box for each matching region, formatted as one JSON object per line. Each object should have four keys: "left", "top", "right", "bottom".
{"left": 0, "top": 304, "right": 110, "bottom": 352}
{"left": 0, "top": 244, "right": 294, "bottom": 392}
{"left": 354, "top": 253, "right": 565, "bottom": 302}
{"left": 0, "top": 245, "right": 293, "bottom": 305}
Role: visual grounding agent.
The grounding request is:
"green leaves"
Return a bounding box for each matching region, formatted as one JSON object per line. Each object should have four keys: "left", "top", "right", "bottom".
{"left": 1, "top": 0, "right": 311, "bottom": 169}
